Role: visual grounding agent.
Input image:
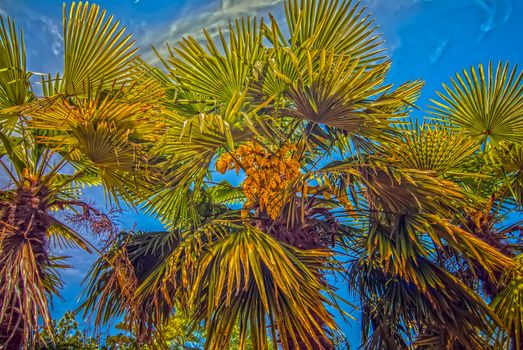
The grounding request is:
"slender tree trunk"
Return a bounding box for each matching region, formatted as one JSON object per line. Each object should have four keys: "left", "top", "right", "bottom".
{"left": 0, "top": 187, "right": 50, "bottom": 349}
{"left": 0, "top": 313, "right": 24, "bottom": 350}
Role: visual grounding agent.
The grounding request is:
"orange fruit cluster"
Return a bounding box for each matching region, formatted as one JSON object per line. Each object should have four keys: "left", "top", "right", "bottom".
{"left": 216, "top": 143, "right": 301, "bottom": 219}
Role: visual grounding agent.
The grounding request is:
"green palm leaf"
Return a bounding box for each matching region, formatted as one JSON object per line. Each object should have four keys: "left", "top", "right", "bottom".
{"left": 273, "top": 48, "right": 420, "bottom": 134}
{"left": 0, "top": 16, "right": 31, "bottom": 132}
{"left": 488, "top": 141, "right": 523, "bottom": 206}
{"left": 431, "top": 62, "right": 523, "bottom": 144}
{"left": 389, "top": 122, "right": 479, "bottom": 174}
{"left": 28, "top": 82, "right": 162, "bottom": 203}
{"left": 62, "top": 2, "right": 139, "bottom": 95}
{"left": 207, "top": 181, "right": 245, "bottom": 206}
{"left": 165, "top": 17, "right": 265, "bottom": 113}
{"left": 191, "top": 226, "right": 340, "bottom": 350}
{"left": 47, "top": 217, "right": 92, "bottom": 252}
{"left": 0, "top": 16, "right": 30, "bottom": 108}
{"left": 491, "top": 254, "right": 523, "bottom": 350}
{"left": 279, "top": 0, "right": 385, "bottom": 62}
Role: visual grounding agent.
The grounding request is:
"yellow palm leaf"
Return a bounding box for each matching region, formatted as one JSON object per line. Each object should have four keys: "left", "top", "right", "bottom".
{"left": 62, "top": 2, "right": 139, "bottom": 95}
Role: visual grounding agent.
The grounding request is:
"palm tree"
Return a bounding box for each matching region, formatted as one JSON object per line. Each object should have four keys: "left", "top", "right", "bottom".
{"left": 0, "top": 3, "right": 161, "bottom": 348}
{"left": 80, "top": 0, "right": 521, "bottom": 349}
{"left": 430, "top": 62, "right": 523, "bottom": 349}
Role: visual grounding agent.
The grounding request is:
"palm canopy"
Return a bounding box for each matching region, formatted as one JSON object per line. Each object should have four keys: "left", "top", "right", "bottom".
{"left": 0, "top": 0, "right": 521, "bottom": 349}
{"left": 82, "top": 1, "right": 521, "bottom": 350}
{"left": 0, "top": 2, "right": 160, "bottom": 348}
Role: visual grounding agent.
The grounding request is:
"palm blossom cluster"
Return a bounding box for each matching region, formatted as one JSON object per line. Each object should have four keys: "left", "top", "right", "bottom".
{"left": 0, "top": 0, "right": 522, "bottom": 349}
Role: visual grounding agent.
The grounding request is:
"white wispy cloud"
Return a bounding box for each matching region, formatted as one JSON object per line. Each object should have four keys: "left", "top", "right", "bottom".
{"left": 140, "top": 0, "right": 283, "bottom": 64}
{"left": 138, "top": 0, "right": 425, "bottom": 66}
{"left": 430, "top": 38, "right": 449, "bottom": 64}
{"left": 356, "top": 0, "right": 424, "bottom": 55}
{"left": 39, "top": 15, "right": 63, "bottom": 56}
{"left": 475, "top": 0, "right": 513, "bottom": 36}
{"left": 365, "top": 0, "right": 423, "bottom": 13}
{"left": 0, "top": 0, "right": 64, "bottom": 68}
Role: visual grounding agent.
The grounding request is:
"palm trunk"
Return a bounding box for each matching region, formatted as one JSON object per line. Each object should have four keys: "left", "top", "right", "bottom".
{"left": 0, "top": 187, "right": 50, "bottom": 349}
{"left": 0, "top": 311, "right": 24, "bottom": 350}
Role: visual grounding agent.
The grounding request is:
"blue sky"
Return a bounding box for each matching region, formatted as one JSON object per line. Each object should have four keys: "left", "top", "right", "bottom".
{"left": 1, "top": 0, "right": 523, "bottom": 345}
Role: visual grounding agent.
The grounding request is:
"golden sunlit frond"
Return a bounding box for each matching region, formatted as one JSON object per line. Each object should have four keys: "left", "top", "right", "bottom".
{"left": 431, "top": 62, "right": 523, "bottom": 144}
{"left": 62, "top": 2, "right": 140, "bottom": 95}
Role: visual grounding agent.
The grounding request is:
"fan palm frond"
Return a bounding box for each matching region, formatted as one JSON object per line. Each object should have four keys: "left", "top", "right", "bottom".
{"left": 388, "top": 122, "right": 479, "bottom": 175}
{"left": 0, "top": 16, "right": 31, "bottom": 133}
{"left": 165, "top": 17, "right": 265, "bottom": 114}
{"left": 0, "top": 17, "right": 30, "bottom": 108}
{"left": 62, "top": 2, "right": 139, "bottom": 95}
{"left": 431, "top": 62, "right": 523, "bottom": 144}
{"left": 27, "top": 82, "right": 162, "bottom": 203}
{"left": 491, "top": 254, "right": 523, "bottom": 350}
{"left": 277, "top": 0, "right": 384, "bottom": 62}
{"left": 191, "top": 226, "right": 340, "bottom": 350}
{"left": 275, "top": 48, "right": 422, "bottom": 136}
{"left": 488, "top": 141, "right": 523, "bottom": 206}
